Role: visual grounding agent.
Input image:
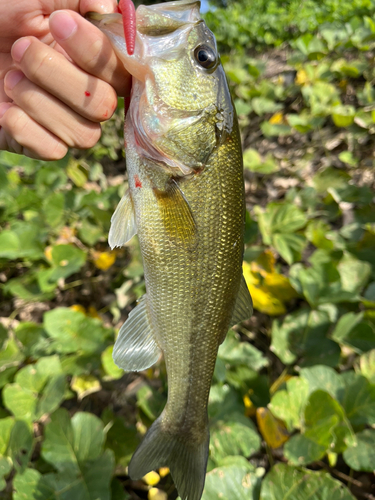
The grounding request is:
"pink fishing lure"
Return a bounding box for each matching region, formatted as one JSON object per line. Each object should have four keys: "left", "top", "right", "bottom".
{"left": 119, "top": 0, "right": 136, "bottom": 55}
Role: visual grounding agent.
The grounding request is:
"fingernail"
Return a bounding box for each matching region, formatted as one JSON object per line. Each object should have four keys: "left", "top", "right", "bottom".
{"left": 5, "top": 71, "right": 24, "bottom": 90}
{"left": 0, "top": 103, "right": 12, "bottom": 119}
{"left": 12, "top": 38, "right": 31, "bottom": 63}
{"left": 50, "top": 11, "right": 78, "bottom": 41}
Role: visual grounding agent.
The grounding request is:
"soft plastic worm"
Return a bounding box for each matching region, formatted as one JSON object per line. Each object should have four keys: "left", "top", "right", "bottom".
{"left": 119, "top": 0, "right": 136, "bottom": 55}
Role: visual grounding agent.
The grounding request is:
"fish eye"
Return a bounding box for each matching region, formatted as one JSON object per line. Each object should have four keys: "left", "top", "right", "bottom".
{"left": 194, "top": 45, "right": 217, "bottom": 70}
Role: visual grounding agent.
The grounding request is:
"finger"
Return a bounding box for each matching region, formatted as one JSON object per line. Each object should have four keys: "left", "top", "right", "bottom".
{"left": 79, "top": 0, "right": 118, "bottom": 15}
{"left": 0, "top": 102, "right": 68, "bottom": 160}
{"left": 49, "top": 10, "right": 131, "bottom": 96}
{"left": 4, "top": 70, "right": 102, "bottom": 149}
{"left": 40, "top": 0, "right": 117, "bottom": 15}
{"left": 11, "top": 35, "right": 119, "bottom": 122}
{"left": 0, "top": 53, "right": 16, "bottom": 102}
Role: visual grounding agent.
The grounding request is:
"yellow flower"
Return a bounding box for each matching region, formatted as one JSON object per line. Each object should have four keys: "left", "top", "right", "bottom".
{"left": 70, "top": 304, "right": 86, "bottom": 314}
{"left": 269, "top": 112, "right": 284, "bottom": 125}
{"left": 92, "top": 251, "right": 116, "bottom": 270}
{"left": 158, "top": 467, "right": 170, "bottom": 478}
{"left": 295, "top": 69, "right": 309, "bottom": 85}
{"left": 148, "top": 488, "right": 168, "bottom": 500}
{"left": 143, "top": 471, "right": 160, "bottom": 486}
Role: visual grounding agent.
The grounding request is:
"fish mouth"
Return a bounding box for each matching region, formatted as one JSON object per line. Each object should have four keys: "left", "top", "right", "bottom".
{"left": 87, "top": 0, "right": 202, "bottom": 80}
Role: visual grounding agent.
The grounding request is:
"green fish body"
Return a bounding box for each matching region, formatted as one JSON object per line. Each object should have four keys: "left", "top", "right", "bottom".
{"left": 90, "top": 2, "right": 252, "bottom": 499}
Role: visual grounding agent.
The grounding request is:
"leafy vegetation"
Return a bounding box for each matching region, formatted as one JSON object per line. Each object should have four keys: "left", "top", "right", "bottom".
{"left": 1, "top": 0, "right": 375, "bottom": 498}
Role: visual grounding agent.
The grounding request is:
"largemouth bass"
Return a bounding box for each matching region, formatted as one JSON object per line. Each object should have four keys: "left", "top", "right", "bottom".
{"left": 90, "top": 2, "right": 253, "bottom": 499}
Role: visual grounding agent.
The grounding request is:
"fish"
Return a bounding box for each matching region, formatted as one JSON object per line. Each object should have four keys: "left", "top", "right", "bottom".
{"left": 89, "top": 2, "right": 253, "bottom": 499}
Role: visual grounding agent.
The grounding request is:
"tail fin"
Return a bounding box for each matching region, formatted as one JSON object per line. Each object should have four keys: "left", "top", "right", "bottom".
{"left": 128, "top": 414, "right": 209, "bottom": 500}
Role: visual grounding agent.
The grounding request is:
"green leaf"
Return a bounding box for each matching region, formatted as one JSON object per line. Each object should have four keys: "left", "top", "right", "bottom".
{"left": 331, "top": 313, "right": 375, "bottom": 353}
{"left": 252, "top": 97, "right": 282, "bottom": 116}
{"left": 136, "top": 385, "right": 166, "bottom": 422}
{"left": 7, "top": 420, "right": 34, "bottom": 472}
{"left": 2, "top": 383, "right": 37, "bottom": 421}
{"left": 42, "top": 409, "right": 105, "bottom": 471}
{"left": 202, "top": 464, "right": 261, "bottom": 500}
{"left": 42, "top": 192, "right": 65, "bottom": 227}
{"left": 71, "top": 374, "right": 101, "bottom": 400}
{"left": 261, "top": 122, "right": 291, "bottom": 137}
{"left": 269, "top": 377, "right": 309, "bottom": 431}
{"left": 260, "top": 463, "right": 356, "bottom": 500}
{"left": 36, "top": 375, "right": 66, "bottom": 420}
{"left": 300, "top": 365, "right": 344, "bottom": 398}
{"left": 67, "top": 161, "right": 88, "bottom": 187}
{"left": 243, "top": 149, "right": 279, "bottom": 174}
{"left": 39, "top": 408, "right": 114, "bottom": 499}
{"left": 0, "top": 230, "right": 19, "bottom": 258}
{"left": 49, "top": 245, "right": 86, "bottom": 281}
{"left": 0, "top": 456, "right": 12, "bottom": 491}
{"left": 305, "top": 220, "right": 335, "bottom": 251}
{"left": 272, "top": 233, "right": 306, "bottom": 265}
{"left": 338, "top": 373, "right": 375, "bottom": 426}
{"left": 13, "top": 468, "right": 56, "bottom": 500}
{"left": 101, "top": 345, "right": 123, "bottom": 380}
{"left": 271, "top": 309, "right": 340, "bottom": 367}
{"left": 0, "top": 417, "right": 14, "bottom": 455}
{"left": 78, "top": 219, "right": 103, "bottom": 246}
{"left": 105, "top": 417, "right": 139, "bottom": 467}
{"left": 337, "top": 254, "right": 372, "bottom": 293}
{"left": 331, "top": 105, "right": 355, "bottom": 127}
{"left": 358, "top": 349, "right": 375, "bottom": 383}
{"left": 43, "top": 308, "right": 110, "bottom": 354}
{"left": 296, "top": 262, "right": 358, "bottom": 308}
{"left": 15, "top": 322, "right": 50, "bottom": 358}
{"left": 257, "top": 203, "right": 307, "bottom": 245}
{"left": 287, "top": 113, "right": 325, "bottom": 133}
{"left": 0, "top": 222, "right": 44, "bottom": 260}
{"left": 208, "top": 384, "right": 244, "bottom": 422}
{"left": 218, "top": 330, "right": 268, "bottom": 371}
{"left": 3, "top": 356, "right": 66, "bottom": 421}
{"left": 0, "top": 337, "right": 25, "bottom": 371}
{"left": 343, "top": 429, "right": 375, "bottom": 472}
{"left": 210, "top": 413, "right": 261, "bottom": 464}
{"left": 284, "top": 433, "right": 330, "bottom": 465}
{"left": 111, "top": 478, "right": 130, "bottom": 500}
{"left": 284, "top": 388, "right": 354, "bottom": 465}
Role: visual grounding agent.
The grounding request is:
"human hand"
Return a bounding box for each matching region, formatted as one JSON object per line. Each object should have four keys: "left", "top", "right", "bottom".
{"left": 0, "top": 0, "right": 131, "bottom": 159}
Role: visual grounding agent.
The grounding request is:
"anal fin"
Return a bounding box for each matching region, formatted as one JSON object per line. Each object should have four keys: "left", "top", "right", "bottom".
{"left": 226, "top": 275, "right": 253, "bottom": 334}
{"left": 113, "top": 295, "right": 161, "bottom": 371}
{"left": 108, "top": 189, "right": 137, "bottom": 249}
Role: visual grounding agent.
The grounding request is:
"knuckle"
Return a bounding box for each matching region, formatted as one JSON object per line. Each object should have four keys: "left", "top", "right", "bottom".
{"left": 91, "top": 86, "right": 118, "bottom": 122}
{"left": 73, "top": 124, "right": 101, "bottom": 149}
{"left": 45, "top": 141, "right": 68, "bottom": 161}
{"left": 24, "top": 45, "right": 55, "bottom": 82}
{"left": 81, "top": 38, "right": 108, "bottom": 72}
{"left": 4, "top": 106, "right": 28, "bottom": 139}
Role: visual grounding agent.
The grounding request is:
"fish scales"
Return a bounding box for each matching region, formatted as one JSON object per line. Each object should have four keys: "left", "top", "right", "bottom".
{"left": 89, "top": 2, "right": 253, "bottom": 499}
{"left": 135, "top": 125, "right": 244, "bottom": 429}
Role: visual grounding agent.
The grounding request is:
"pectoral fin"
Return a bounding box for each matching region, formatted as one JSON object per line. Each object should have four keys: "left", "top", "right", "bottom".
{"left": 113, "top": 295, "right": 162, "bottom": 371}
{"left": 226, "top": 275, "right": 253, "bottom": 333}
{"left": 108, "top": 190, "right": 137, "bottom": 249}
{"left": 154, "top": 179, "right": 197, "bottom": 246}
